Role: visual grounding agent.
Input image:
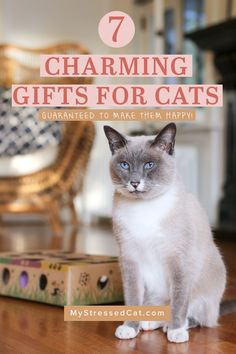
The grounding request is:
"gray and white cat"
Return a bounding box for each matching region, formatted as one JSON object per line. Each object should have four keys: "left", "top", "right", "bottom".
{"left": 104, "top": 122, "right": 227, "bottom": 343}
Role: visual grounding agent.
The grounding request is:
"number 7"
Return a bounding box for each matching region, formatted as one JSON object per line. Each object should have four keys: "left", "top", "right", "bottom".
{"left": 109, "top": 16, "right": 125, "bottom": 43}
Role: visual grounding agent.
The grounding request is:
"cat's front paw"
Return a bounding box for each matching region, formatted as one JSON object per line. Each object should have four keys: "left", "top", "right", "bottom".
{"left": 162, "top": 323, "right": 168, "bottom": 333}
{"left": 167, "top": 327, "right": 189, "bottom": 343}
{"left": 141, "top": 321, "right": 162, "bottom": 331}
{"left": 115, "top": 325, "right": 139, "bottom": 339}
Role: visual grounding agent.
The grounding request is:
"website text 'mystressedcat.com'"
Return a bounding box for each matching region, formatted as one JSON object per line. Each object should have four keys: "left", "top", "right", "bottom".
{"left": 64, "top": 306, "right": 170, "bottom": 321}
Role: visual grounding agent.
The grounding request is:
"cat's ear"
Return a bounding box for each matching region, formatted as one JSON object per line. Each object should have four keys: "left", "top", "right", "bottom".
{"left": 104, "top": 126, "right": 127, "bottom": 154}
{"left": 151, "top": 123, "right": 176, "bottom": 155}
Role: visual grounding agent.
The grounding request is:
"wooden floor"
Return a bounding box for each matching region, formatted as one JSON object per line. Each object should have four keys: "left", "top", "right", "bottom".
{"left": 0, "top": 222, "right": 236, "bottom": 354}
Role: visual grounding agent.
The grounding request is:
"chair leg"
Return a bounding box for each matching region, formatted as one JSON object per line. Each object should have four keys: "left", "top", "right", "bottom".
{"left": 49, "top": 235, "right": 63, "bottom": 249}
{"left": 49, "top": 201, "right": 63, "bottom": 236}
{"left": 69, "top": 200, "right": 79, "bottom": 227}
{"left": 68, "top": 226, "right": 78, "bottom": 251}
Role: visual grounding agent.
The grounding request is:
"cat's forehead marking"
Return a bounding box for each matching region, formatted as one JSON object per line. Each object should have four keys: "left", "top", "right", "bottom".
{"left": 125, "top": 136, "right": 153, "bottom": 156}
{"left": 127, "top": 135, "right": 155, "bottom": 145}
{"left": 125, "top": 135, "right": 157, "bottom": 157}
{"left": 113, "top": 137, "right": 163, "bottom": 164}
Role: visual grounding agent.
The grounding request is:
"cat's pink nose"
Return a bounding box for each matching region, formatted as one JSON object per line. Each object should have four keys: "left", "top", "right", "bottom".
{"left": 130, "top": 181, "right": 140, "bottom": 189}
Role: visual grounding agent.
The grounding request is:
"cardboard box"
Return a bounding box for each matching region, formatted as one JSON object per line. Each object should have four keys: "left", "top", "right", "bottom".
{"left": 0, "top": 250, "right": 123, "bottom": 306}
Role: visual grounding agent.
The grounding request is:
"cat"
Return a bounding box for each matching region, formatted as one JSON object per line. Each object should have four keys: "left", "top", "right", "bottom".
{"left": 104, "top": 122, "right": 228, "bottom": 343}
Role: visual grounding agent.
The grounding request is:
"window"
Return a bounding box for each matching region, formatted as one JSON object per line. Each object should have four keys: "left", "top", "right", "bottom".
{"left": 183, "top": 0, "right": 205, "bottom": 84}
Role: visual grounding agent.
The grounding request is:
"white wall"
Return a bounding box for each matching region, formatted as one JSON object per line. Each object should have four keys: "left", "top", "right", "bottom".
{"left": 0, "top": 0, "right": 108, "bottom": 52}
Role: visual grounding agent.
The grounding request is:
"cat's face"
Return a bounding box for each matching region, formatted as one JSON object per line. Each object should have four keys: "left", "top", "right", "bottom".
{"left": 104, "top": 123, "right": 176, "bottom": 200}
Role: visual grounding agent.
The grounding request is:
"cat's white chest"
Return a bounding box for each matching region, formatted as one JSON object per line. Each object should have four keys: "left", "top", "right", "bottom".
{"left": 114, "top": 187, "right": 176, "bottom": 241}
{"left": 113, "top": 189, "right": 175, "bottom": 304}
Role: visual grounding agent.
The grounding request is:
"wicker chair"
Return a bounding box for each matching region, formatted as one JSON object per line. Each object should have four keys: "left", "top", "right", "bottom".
{"left": 0, "top": 43, "right": 95, "bottom": 234}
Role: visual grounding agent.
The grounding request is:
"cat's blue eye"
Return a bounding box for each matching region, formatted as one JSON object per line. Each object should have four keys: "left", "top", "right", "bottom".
{"left": 144, "top": 161, "right": 154, "bottom": 170}
{"left": 120, "top": 161, "right": 129, "bottom": 170}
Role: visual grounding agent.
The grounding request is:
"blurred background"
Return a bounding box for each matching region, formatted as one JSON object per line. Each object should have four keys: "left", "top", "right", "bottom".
{"left": 0, "top": 0, "right": 235, "bottom": 253}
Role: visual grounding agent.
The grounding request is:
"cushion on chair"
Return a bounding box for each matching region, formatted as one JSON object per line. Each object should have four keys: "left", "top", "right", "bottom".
{"left": 0, "top": 88, "right": 62, "bottom": 157}
{"left": 0, "top": 144, "right": 59, "bottom": 177}
{"left": 0, "top": 87, "right": 62, "bottom": 176}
